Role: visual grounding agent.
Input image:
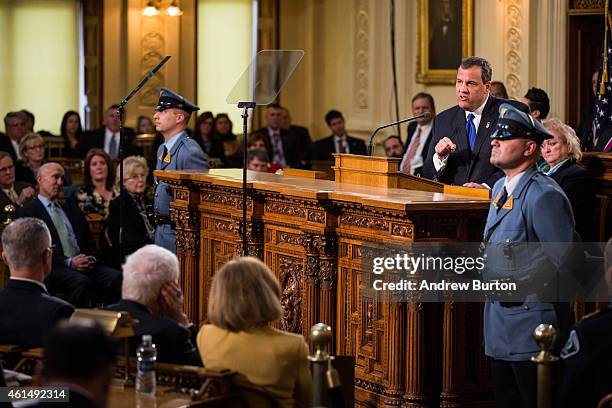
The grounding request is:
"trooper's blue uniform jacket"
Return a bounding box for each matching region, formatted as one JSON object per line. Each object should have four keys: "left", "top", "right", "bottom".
{"left": 482, "top": 165, "right": 577, "bottom": 361}
{"left": 154, "top": 131, "right": 209, "bottom": 252}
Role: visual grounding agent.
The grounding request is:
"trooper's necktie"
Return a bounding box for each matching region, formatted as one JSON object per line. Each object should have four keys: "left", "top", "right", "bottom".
{"left": 496, "top": 187, "right": 509, "bottom": 211}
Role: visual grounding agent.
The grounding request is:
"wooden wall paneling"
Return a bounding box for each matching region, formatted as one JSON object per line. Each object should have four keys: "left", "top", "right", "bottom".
{"left": 82, "top": 0, "right": 103, "bottom": 129}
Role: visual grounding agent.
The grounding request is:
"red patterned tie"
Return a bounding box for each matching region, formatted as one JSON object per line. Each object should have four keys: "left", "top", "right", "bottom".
{"left": 401, "top": 127, "right": 421, "bottom": 174}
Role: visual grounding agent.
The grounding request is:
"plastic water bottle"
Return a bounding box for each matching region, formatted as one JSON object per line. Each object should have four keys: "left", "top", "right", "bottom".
{"left": 135, "top": 334, "right": 157, "bottom": 396}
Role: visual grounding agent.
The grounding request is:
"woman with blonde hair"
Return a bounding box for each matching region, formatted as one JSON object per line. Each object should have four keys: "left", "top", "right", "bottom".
{"left": 542, "top": 118, "right": 597, "bottom": 241}
{"left": 17, "top": 132, "right": 72, "bottom": 186}
{"left": 197, "top": 256, "right": 311, "bottom": 407}
{"left": 108, "top": 156, "right": 154, "bottom": 267}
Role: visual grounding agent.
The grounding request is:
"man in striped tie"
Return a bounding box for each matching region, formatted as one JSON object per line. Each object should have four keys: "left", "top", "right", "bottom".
{"left": 400, "top": 93, "right": 436, "bottom": 175}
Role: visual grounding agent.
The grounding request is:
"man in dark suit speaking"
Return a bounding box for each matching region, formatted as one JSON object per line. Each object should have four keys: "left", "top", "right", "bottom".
{"left": 422, "top": 56, "right": 529, "bottom": 187}
{"left": 17, "top": 162, "right": 122, "bottom": 307}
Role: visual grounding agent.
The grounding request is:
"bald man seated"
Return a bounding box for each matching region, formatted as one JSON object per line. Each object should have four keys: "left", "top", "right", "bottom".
{"left": 0, "top": 218, "right": 74, "bottom": 349}
{"left": 16, "top": 162, "right": 122, "bottom": 308}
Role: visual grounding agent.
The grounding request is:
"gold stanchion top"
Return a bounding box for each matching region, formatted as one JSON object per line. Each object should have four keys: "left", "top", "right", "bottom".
{"left": 531, "top": 323, "right": 559, "bottom": 364}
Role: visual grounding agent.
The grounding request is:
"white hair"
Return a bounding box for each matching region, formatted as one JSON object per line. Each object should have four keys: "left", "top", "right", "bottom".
{"left": 122, "top": 245, "right": 179, "bottom": 305}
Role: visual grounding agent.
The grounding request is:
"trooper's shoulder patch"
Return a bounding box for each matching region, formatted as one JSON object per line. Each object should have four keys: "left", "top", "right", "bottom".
{"left": 560, "top": 329, "right": 580, "bottom": 359}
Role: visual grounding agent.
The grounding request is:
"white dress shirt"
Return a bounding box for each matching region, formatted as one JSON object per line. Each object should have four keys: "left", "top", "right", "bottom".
{"left": 434, "top": 94, "right": 490, "bottom": 173}
{"left": 400, "top": 123, "right": 432, "bottom": 174}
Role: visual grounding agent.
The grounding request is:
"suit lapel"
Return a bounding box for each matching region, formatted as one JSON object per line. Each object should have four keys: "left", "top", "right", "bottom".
{"left": 451, "top": 107, "right": 468, "bottom": 153}
{"left": 472, "top": 95, "right": 498, "bottom": 158}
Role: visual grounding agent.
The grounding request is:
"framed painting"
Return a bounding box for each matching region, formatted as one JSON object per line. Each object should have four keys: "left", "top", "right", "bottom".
{"left": 416, "top": 0, "right": 474, "bottom": 84}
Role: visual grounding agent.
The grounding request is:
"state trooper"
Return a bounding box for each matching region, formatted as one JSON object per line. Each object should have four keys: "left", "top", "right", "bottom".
{"left": 481, "top": 103, "right": 578, "bottom": 408}
{"left": 153, "top": 88, "right": 209, "bottom": 252}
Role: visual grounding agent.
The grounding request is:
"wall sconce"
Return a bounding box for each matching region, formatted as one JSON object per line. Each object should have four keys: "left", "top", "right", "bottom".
{"left": 142, "top": 0, "right": 183, "bottom": 17}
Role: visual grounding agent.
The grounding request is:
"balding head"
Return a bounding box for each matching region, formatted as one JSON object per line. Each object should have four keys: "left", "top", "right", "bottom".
{"left": 37, "top": 162, "right": 65, "bottom": 200}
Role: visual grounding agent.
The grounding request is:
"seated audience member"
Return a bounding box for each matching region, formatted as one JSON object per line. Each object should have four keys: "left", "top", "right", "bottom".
{"left": 247, "top": 149, "right": 271, "bottom": 173}
{"left": 197, "top": 256, "right": 311, "bottom": 406}
{"left": 558, "top": 238, "right": 612, "bottom": 408}
{"left": 105, "top": 245, "right": 201, "bottom": 366}
{"left": 21, "top": 110, "right": 35, "bottom": 133}
{"left": 17, "top": 132, "right": 46, "bottom": 185}
{"left": 78, "top": 104, "right": 141, "bottom": 158}
{"left": 194, "top": 111, "right": 225, "bottom": 163}
{"left": 280, "top": 106, "right": 312, "bottom": 167}
{"left": 247, "top": 134, "right": 281, "bottom": 173}
{"left": 400, "top": 93, "right": 436, "bottom": 175}
{"left": 0, "top": 218, "right": 74, "bottom": 349}
{"left": 16, "top": 162, "right": 122, "bottom": 307}
{"left": 60, "top": 110, "right": 85, "bottom": 158}
{"left": 0, "top": 111, "right": 28, "bottom": 161}
{"left": 17, "top": 132, "right": 72, "bottom": 186}
{"left": 490, "top": 81, "right": 509, "bottom": 99}
{"left": 37, "top": 319, "right": 115, "bottom": 408}
{"left": 0, "top": 151, "right": 36, "bottom": 214}
{"left": 383, "top": 135, "right": 404, "bottom": 158}
{"left": 542, "top": 118, "right": 597, "bottom": 242}
{"left": 578, "top": 71, "right": 599, "bottom": 150}
{"left": 522, "top": 87, "right": 550, "bottom": 121}
{"left": 108, "top": 156, "right": 154, "bottom": 267}
{"left": 312, "top": 110, "right": 367, "bottom": 162}
{"left": 74, "top": 149, "right": 117, "bottom": 217}
{"left": 251, "top": 104, "right": 307, "bottom": 170}
{"left": 214, "top": 113, "right": 242, "bottom": 167}
{"left": 136, "top": 115, "right": 154, "bottom": 134}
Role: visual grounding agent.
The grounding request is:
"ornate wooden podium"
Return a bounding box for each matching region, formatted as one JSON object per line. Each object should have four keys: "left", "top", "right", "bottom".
{"left": 155, "top": 154, "right": 492, "bottom": 407}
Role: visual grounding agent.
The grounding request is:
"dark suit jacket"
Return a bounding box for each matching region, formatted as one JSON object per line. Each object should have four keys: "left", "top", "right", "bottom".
{"left": 0, "top": 279, "right": 74, "bottom": 348}
{"left": 78, "top": 126, "right": 142, "bottom": 157}
{"left": 104, "top": 300, "right": 202, "bottom": 366}
{"left": 402, "top": 122, "right": 433, "bottom": 176}
{"left": 108, "top": 193, "right": 153, "bottom": 267}
{"left": 252, "top": 127, "right": 309, "bottom": 168}
{"left": 16, "top": 198, "right": 97, "bottom": 267}
{"left": 422, "top": 96, "right": 529, "bottom": 186}
{"left": 550, "top": 160, "right": 597, "bottom": 242}
{"left": 0, "top": 181, "right": 34, "bottom": 211}
{"left": 0, "top": 134, "right": 18, "bottom": 161}
{"left": 311, "top": 134, "right": 367, "bottom": 162}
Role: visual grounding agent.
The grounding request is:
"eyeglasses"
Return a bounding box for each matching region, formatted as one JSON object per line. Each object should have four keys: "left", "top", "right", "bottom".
{"left": 26, "top": 143, "right": 45, "bottom": 150}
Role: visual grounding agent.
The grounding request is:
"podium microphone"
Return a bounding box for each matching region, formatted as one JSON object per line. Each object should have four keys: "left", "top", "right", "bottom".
{"left": 367, "top": 112, "right": 430, "bottom": 156}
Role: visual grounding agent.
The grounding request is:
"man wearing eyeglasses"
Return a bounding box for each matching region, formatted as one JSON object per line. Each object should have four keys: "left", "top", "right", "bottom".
{"left": 0, "top": 151, "right": 35, "bottom": 215}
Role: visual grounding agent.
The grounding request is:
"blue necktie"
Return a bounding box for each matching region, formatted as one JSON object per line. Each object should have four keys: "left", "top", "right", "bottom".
{"left": 466, "top": 113, "right": 476, "bottom": 151}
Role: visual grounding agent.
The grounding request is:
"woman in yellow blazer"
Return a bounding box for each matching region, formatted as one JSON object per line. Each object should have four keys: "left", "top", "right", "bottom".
{"left": 197, "top": 256, "right": 311, "bottom": 407}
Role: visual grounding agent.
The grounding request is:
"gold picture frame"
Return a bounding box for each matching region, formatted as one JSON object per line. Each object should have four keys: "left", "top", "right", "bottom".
{"left": 416, "top": 0, "right": 474, "bottom": 84}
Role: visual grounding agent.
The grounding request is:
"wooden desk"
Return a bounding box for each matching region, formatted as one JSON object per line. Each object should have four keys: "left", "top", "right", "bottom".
{"left": 155, "top": 160, "right": 492, "bottom": 407}
{"left": 109, "top": 386, "right": 191, "bottom": 408}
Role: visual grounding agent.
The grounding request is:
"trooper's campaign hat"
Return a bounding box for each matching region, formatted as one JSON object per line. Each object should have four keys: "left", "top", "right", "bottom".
{"left": 155, "top": 87, "right": 199, "bottom": 114}
{"left": 491, "top": 103, "right": 552, "bottom": 143}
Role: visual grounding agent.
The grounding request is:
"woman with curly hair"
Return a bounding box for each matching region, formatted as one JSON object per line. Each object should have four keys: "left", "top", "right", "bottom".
{"left": 75, "top": 149, "right": 117, "bottom": 217}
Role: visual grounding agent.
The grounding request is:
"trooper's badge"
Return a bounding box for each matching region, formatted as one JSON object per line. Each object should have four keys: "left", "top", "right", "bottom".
{"left": 560, "top": 329, "right": 580, "bottom": 359}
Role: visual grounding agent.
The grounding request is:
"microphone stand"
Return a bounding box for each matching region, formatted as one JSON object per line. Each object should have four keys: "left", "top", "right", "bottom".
{"left": 117, "top": 56, "right": 171, "bottom": 265}
{"left": 238, "top": 102, "right": 256, "bottom": 256}
{"left": 367, "top": 112, "right": 429, "bottom": 156}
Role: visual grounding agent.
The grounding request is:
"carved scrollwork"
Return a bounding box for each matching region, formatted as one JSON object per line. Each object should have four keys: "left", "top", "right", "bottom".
{"left": 365, "top": 302, "right": 374, "bottom": 344}
{"left": 391, "top": 223, "right": 413, "bottom": 238}
{"left": 170, "top": 209, "right": 199, "bottom": 230}
{"left": 277, "top": 231, "right": 304, "bottom": 246}
{"left": 573, "top": 0, "right": 604, "bottom": 8}
{"left": 265, "top": 202, "right": 306, "bottom": 218}
{"left": 307, "top": 210, "right": 325, "bottom": 224}
{"left": 355, "top": 378, "right": 387, "bottom": 395}
{"left": 213, "top": 219, "right": 238, "bottom": 233}
{"left": 175, "top": 190, "right": 189, "bottom": 201}
{"left": 176, "top": 230, "right": 198, "bottom": 257}
{"left": 340, "top": 214, "right": 389, "bottom": 231}
{"left": 278, "top": 256, "right": 303, "bottom": 333}
{"left": 200, "top": 192, "right": 252, "bottom": 210}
